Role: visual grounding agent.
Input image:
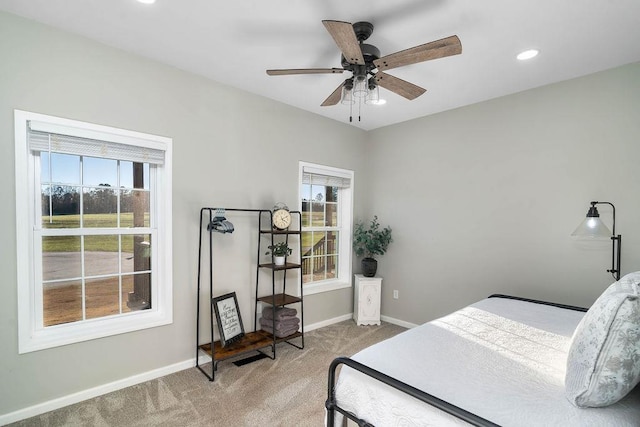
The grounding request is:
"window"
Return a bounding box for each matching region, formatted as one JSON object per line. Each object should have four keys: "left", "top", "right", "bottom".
{"left": 15, "top": 110, "right": 173, "bottom": 353}
{"left": 299, "top": 162, "right": 353, "bottom": 295}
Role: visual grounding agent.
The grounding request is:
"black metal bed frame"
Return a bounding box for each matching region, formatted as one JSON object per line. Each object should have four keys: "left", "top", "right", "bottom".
{"left": 325, "top": 294, "right": 588, "bottom": 427}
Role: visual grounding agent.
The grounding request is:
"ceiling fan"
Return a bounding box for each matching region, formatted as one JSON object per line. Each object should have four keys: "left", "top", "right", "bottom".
{"left": 266, "top": 20, "right": 462, "bottom": 121}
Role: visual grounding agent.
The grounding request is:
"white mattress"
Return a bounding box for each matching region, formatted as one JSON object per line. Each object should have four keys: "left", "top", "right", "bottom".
{"left": 333, "top": 297, "right": 640, "bottom": 426}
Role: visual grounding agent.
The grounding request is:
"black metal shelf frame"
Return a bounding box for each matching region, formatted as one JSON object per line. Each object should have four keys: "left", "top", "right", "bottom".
{"left": 195, "top": 207, "right": 304, "bottom": 381}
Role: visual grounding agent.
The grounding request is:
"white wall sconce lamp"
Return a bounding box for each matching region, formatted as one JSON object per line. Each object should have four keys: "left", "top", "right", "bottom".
{"left": 571, "top": 201, "right": 622, "bottom": 280}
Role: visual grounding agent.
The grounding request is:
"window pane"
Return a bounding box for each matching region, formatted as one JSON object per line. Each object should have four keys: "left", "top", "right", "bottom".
{"left": 120, "top": 161, "right": 133, "bottom": 188}
{"left": 303, "top": 256, "right": 326, "bottom": 283}
{"left": 43, "top": 280, "right": 82, "bottom": 327}
{"left": 85, "top": 276, "right": 120, "bottom": 320}
{"left": 121, "top": 234, "right": 151, "bottom": 274}
{"left": 326, "top": 186, "right": 338, "bottom": 202}
{"left": 326, "top": 203, "right": 338, "bottom": 227}
{"left": 302, "top": 231, "right": 313, "bottom": 256}
{"left": 120, "top": 189, "right": 150, "bottom": 228}
{"left": 302, "top": 266, "right": 313, "bottom": 284}
{"left": 122, "top": 273, "right": 151, "bottom": 311}
{"left": 312, "top": 231, "right": 327, "bottom": 256}
{"left": 84, "top": 235, "right": 119, "bottom": 277}
{"left": 120, "top": 161, "right": 150, "bottom": 190}
{"left": 301, "top": 181, "right": 311, "bottom": 199}
{"left": 327, "top": 231, "right": 338, "bottom": 255}
{"left": 83, "top": 157, "right": 117, "bottom": 187}
{"left": 50, "top": 153, "right": 80, "bottom": 184}
{"left": 42, "top": 236, "right": 81, "bottom": 281}
{"left": 41, "top": 151, "right": 50, "bottom": 181}
{"left": 42, "top": 185, "right": 81, "bottom": 228}
{"left": 326, "top": 255, "right": 337, "bottom": 279}
{"left": 83, "top": 186, "right": 117, "bottom": 227}
{"left": 311, "top": 201, "right": 325, "bottom": 226}
{"left": 301, "top": 200, "right": 311, "bottom": 227}
{"left": 311, "top": 184, "right": 325, "bottom": 202}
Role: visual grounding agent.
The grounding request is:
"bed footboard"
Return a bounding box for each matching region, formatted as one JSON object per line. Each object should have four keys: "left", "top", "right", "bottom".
{"left": 325, "top": 356, "right": 500, "bottom": 427}
{"left": 487, "top": 294, "right": 588, "bottom": 312}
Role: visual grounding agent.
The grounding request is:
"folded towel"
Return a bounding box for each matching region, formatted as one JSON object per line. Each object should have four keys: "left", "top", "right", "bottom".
{"left": 261, "top": 324, "right": 299, "bottom": 338}
{"left": 260, "top": 316, "right": 300, "bottom": 331}
{"left": 262, "top": 306, "right": 297, "bottom": 321}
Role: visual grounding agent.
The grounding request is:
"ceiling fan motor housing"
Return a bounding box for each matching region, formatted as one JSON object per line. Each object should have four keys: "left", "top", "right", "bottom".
{"left": 341, "top": 44, "right": 380, "bottom": 70}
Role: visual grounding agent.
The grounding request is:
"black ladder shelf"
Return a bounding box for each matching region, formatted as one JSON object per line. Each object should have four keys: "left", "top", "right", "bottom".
{"left": 195, "top": 207, "right": 304, "bottom": 381}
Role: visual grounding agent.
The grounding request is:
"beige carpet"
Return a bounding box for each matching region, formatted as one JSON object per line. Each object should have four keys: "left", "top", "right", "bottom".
{"left": 11, "top": 320, "right": 405, "bottom": 427}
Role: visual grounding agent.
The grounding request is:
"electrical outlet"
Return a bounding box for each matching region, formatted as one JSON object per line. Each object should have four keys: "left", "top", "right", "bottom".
{"left": 393, "top": 290, "right": 399, "bottom": 299}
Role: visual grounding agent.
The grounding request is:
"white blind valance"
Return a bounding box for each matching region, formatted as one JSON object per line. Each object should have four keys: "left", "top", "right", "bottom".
{"left": 302, "top": 165, "right": 352, "bottom": 189}
{"left": 28, "top": 122, "right": 165, "bottom": 165}
{"left": 302, "top": 172, "right": 351, "bottom": 188}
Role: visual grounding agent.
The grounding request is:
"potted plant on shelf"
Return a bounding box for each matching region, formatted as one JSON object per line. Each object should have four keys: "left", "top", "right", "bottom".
{"left": 266, "top": 242, "right": 293, "bottom": 266}
{"left": 353, "top": 215, "right": 392, "bottom": 277}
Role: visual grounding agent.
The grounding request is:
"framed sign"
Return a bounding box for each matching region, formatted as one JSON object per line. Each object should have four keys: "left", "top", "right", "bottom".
{"left": 212, "top": 292, "right": 245, "bottom": 347}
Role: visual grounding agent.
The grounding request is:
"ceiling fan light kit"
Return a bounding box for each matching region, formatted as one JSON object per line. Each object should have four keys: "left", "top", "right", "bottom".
{"left": 266, "top": 20, "right": 462, "bottom": 124}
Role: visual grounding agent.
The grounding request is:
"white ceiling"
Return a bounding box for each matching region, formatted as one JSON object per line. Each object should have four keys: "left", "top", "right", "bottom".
{"left": 1, "top": 0, "right": 639, "bottom": 130}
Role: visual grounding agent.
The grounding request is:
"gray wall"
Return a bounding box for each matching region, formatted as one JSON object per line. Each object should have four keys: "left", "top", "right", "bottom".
{"left": 367, "top": 63, "right": 640, "bottom": 324}
{"left": 0, "top": 12, "right": 365, "bottom": 416}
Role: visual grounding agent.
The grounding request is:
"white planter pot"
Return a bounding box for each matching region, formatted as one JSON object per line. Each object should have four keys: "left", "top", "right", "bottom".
{"left": 274, "top": 256, "right": 286, "bottom": 266}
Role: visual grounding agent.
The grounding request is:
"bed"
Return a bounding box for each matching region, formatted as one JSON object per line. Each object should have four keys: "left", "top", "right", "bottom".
{"left": 326, "top": 273, "right": 640, "bottom": 426}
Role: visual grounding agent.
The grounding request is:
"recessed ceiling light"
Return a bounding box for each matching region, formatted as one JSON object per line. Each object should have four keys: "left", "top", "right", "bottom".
{"left": 137, "top": 0, "right": 156, "bottom": 4}
{"left": 517, "top": 49, "right": 539, "bottom": 61}
{"left": 371, "top": 99, "right": 387, "bottom": 105}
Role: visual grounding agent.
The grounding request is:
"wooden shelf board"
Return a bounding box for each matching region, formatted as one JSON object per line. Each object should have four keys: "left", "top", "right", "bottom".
{"left": 199, "top": 330, "right": 273, "bottom": 361}
{"left": 258, "top": 262, "right": 301, "bottom": 270}
{"left": 269, "top": 331, "right": 303, "bottom": 343}
{"left": 260, "top": 229, "right": 301, "bottom": 235}
{"left": 257, "top": 293, "right": 301, "bottom": 306}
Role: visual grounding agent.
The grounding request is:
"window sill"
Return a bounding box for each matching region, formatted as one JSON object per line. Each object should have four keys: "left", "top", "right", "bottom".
{"left": 19, "top": 308, "right": 172, "bottom": 354}
{"left": 304, "top": 279, "right": 351, "bottom": 296}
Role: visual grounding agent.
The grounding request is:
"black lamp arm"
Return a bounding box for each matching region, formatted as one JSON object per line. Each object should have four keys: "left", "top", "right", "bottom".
{"left": 591, "top": 201, "right": 621, "bottom": 280}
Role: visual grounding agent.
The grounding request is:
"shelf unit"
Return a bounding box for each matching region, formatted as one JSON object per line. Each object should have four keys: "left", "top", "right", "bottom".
{"left": 195, "top": 207, "right": 304, "bottom": 381}
{"left": 255, "top": 211, "right": 304, "bottom": 351}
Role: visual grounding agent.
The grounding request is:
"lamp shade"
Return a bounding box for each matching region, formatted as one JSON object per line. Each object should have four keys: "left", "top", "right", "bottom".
{"left": 571, "top": 205, "right": 612, "bottom": 238}
{"left": 341, "top": 86, "right": 354, "bottom": 105}
{"left": 353, "top": 75, "right": 368, "bottom": 98}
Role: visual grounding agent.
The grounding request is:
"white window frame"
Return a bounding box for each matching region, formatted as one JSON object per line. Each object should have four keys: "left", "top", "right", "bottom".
{"left": 298, "top": 161, "right": 353, "bottom": 295}
{"left": 15, "top": 110, "right": 173, "bottom": 353}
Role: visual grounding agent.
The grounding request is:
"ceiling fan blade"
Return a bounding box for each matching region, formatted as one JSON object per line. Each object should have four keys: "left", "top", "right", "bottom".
{"left": 374, "top": 72, "right": 426, "bottom": 100}
{"left": 373, "top": 35, "right": 461, "bottom": 71}
{"left": 266, "top": 68, "right": 344, "bottom": 76}
{"left": 321, "top": 83, "right": 344, "bottom": 106}
{"left": 322, "top": 20, "right": 365, "bottom": 65}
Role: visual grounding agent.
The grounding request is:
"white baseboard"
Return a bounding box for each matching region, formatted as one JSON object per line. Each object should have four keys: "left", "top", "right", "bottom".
{"left": 1, "top": 311, "right": 407, "bottom": 425}
{"left": 305, "top": 313, "right": 353, "bottom": 331}
{"left": 0, "top": 358, "right": 197, "bottom": 426}
{"left": 381, "top": 314, "right": 418, "bottom": 329}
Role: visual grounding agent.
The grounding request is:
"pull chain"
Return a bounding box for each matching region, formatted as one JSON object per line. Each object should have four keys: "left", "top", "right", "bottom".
{"left": 349, "top": 97, "right": 353, "bottom": 122}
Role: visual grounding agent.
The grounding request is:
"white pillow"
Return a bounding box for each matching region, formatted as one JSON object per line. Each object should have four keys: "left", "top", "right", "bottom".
{"left": 565, "top": 272, "right": 640, "bottom": 407}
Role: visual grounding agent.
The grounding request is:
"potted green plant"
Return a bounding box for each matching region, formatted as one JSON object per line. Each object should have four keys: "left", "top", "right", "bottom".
{"left": 266, "top": 241, "right": 293, "bottom": 266}
{"left": 353, "top": 215, "right": 392, "bottom": 277}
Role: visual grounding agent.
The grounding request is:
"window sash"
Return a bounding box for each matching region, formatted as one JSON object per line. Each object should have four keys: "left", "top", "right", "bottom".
{"left": 299, "top": 161, "right": 353, "bottom": 293}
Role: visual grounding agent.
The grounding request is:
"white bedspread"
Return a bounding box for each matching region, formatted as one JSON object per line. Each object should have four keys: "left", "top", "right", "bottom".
{"left": 334, "top": 297, "right": 640, "bottom": 426}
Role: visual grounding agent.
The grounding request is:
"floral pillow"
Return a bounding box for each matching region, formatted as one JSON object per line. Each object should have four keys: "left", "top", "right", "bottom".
{"left": 565, "top": 272, "right": 640, "bottom": 407}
